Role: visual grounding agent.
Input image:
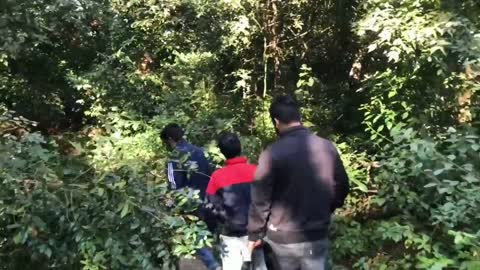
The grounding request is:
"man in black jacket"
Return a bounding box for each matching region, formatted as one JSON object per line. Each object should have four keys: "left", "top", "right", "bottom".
{"left": 247, "top": 96, "right": 350, "bottom": 270}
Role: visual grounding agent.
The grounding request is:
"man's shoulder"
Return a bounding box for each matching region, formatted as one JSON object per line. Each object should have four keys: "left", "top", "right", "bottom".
{"left": 180, "top": 143, "right": 204, "bottom": 154}
{"left": 178, "top": 143, "right": 208, "bottom": 160}
{"left": 211, "top": 166, "right": 227, "bottom": 179}
{"left": 212, "top": 163, "right": 256, "bottom": 179}
{"left": 190, "top": 143, "right": 205, "bottom": 153}
{"left": 212, "top": 163, "right": 253, "bottom": 175}
{"left": 308, "top": 133, "right": 337, "bottom": 151}
{"left": 238, "top": 163, "right": 257, "bottom": 176}
{"left": 263, "top": 136, "right": 295, "bottom": 157}
{"left": 266, "top": 132, "right": 336, "bottom": 158}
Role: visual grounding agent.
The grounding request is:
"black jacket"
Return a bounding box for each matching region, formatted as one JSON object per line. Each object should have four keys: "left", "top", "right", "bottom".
{"left": 248, "top": 126, "right": 350, "bottom": 244}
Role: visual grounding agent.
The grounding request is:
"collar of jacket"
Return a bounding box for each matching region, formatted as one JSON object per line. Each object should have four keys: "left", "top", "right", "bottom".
{"left": 174, "top": 140, "right": 194, "bottom": 156}
{"left": 225, "top": 156, "right": 248, "bottom": 166}
{"left": 279, "top": 125, "right": 308, "bottom": 137}
{"left": 175, "top": 140, "right": 189, "bottom": 149}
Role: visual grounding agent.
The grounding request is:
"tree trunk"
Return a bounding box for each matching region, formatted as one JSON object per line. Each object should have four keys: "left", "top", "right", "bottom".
{"left": 263, "top": 0, "right": 283, "bottom": 94}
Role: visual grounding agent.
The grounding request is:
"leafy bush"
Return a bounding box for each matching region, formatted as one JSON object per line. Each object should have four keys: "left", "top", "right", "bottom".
{"left": 0, "top": 111, "right": 211, "bottom": 269}
{"left": 357, "top": 0, "right": 480, "bottom": 143}
{"left": 1, "top": 0, "right": 479, "bottom": 269}
{"left": 376, "top": 126, "right": 479, "bottom": 268}
{"left": 332, "top": 126, "right": 480, "bottom": 269}
{"left": 330, "top": 1, "right": 480, "bottom": 267}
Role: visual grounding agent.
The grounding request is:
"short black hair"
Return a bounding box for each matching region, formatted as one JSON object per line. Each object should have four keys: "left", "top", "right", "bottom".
{"left": 269, "top": 95, "right": 301, "bottom": 124}
{"left": 218, "top": 132, "right": 241, "bottom": 159}
{"left": 160, "top": 123, "right": 184, "bottom": 142}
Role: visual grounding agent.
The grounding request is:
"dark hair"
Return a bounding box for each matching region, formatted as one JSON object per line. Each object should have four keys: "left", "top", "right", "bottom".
{"left": 160, "top": 123, "right": 184, "bottom": 142}
{"left": 269, "top": 95, "right": 301, "bottom": 124}
{"left": 218, "top": 132, "right": 242, "bottom": 159}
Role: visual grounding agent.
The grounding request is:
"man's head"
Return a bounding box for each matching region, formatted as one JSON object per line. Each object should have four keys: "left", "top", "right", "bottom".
{"left": 160, "top": 123, "right": 184, "bottom": 150}
{"left": 218, "top": 132, "right": 242, "bottom": 159}
{"left": 269, "top": 95, "right": 302, "bottom": 134}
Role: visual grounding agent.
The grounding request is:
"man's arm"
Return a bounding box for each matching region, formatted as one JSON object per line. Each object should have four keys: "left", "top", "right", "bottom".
{"left": 331, "top": 151, "right": 350, "bottom": 211}
{"left": 166, "top": 160, "right": 188, "bottom": 190}
{"left": 248, "top": 150, "right": 274, "bottom": 242}
{"left": 205, "top": 175, "right": 226, "bottom": 221}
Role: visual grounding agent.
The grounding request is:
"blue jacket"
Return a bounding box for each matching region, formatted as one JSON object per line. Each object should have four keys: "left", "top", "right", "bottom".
{"left": 166, "top": 140, "right": 211, "bottom": 200}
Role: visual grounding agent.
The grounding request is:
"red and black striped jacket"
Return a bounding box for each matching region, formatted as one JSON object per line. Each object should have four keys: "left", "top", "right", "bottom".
{"left": 206, "top": 156, "right": 256, "bottom": 236}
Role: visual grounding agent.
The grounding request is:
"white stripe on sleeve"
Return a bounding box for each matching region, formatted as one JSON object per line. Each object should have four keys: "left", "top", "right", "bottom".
{"left": 167, "top": 162, "right": 176, "bottom": 189}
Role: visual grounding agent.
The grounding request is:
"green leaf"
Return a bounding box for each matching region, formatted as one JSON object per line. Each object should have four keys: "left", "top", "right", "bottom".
{"left": 443, "top": 180, "right": 458, "bottom": 186}
{"left": 13, "top": 232, "right": 24, "bottom": 244}
{"left": 116, "top": 181, "right": 127, "bottom": 189}
{"left": 69, "top": 141, "right": 83, "bottom": 154}
{"left": 179, "top": 197, "right": 188, "bottom": 206}
{"left": 120, "top": 203, "right": 130, "bottom": 218}
{"left": 44, "top": 247, "right": 52, "bottom": 258}
{"left": 372, "top": 197, "right": 386, "bottom": 206}
{"left": 185, "top": 215, "right": 199, "bottom": 221}
{"left": 32, "top": 216, "right": 46, "bottom": 229}
{"left": 351, "top": 178, "right": 368, "bottom": 193}
{"left": 424, "top": 183, "right": 437, "bottom": 188}
{"left": 438, "top": 188, "right": 450, "bottom": 194}
{"left": 6, "top": 224, "right": 22, "bottom": 230}
{"left": 387, "top": 50, "right": 400, "bottom": 63}
{"left": 157, "top": 250, "right": 168, "bottom": 258}
{"left": 130, "top": 221, "right": 140, "bottom": 230}
{"left": 307, "top": 78, "right": 314, "bottom": 87}
{"left": 463, "top": 174, "right": 478, "bottom": 183}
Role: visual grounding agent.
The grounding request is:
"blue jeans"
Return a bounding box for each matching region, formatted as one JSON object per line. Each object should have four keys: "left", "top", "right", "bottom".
{"left": 197, "top": 247, "right": 220, "bottom": 270}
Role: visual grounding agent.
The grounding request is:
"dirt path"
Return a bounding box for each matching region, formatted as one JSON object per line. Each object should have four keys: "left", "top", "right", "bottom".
{"left": 179, "top": 259, "right": 208, "bottom": 270}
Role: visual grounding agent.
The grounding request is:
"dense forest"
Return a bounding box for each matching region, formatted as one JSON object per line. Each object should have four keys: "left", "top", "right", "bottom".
{"left": 0, "top": 0, "right": 479, "bottom": 269}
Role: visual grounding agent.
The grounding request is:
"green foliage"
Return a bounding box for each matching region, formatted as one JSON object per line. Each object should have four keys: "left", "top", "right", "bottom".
{"left": 0, "top": 112, "right": 211, "bottom": 269}
{"left": 358, "top": 0, "right": 480, "bottom": 144}
{"left": 1, "top": 0, "right": 479, "bottom": 269}
{"left": 0, "top": 0, "right": 114, "bottom": 127}
{"left": 377, "top": 127, "right": 480, "bottom": 268}
{"left": 332, "top": 127, "right": 480, "bottom": 269}
{"left": 329, "top": 1, "right": 480, "bottom": 269}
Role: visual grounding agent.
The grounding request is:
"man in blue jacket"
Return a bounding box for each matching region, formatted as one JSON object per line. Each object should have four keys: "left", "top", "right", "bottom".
{"left": 161, "top": 123, "right": 221, "bottom": 270}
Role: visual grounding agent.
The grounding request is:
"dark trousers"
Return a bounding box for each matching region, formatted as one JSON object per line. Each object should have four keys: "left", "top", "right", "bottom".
{"left": 266, "top": 238, "right": 329, "bottom": 270}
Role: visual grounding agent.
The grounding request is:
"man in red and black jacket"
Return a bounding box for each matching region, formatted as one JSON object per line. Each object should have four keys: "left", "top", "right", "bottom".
{"left": 206, "top": 133, "right": 267, "bottom": 270}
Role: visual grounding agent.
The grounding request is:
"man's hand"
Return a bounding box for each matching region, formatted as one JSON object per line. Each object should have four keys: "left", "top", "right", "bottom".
{"left": 247, "top": 240, "right": 262, "bottom": 253}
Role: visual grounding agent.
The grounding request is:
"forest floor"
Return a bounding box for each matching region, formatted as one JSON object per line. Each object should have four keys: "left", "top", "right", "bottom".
{"left": 179, "top": 259, "right": 207, "bottom": 270}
